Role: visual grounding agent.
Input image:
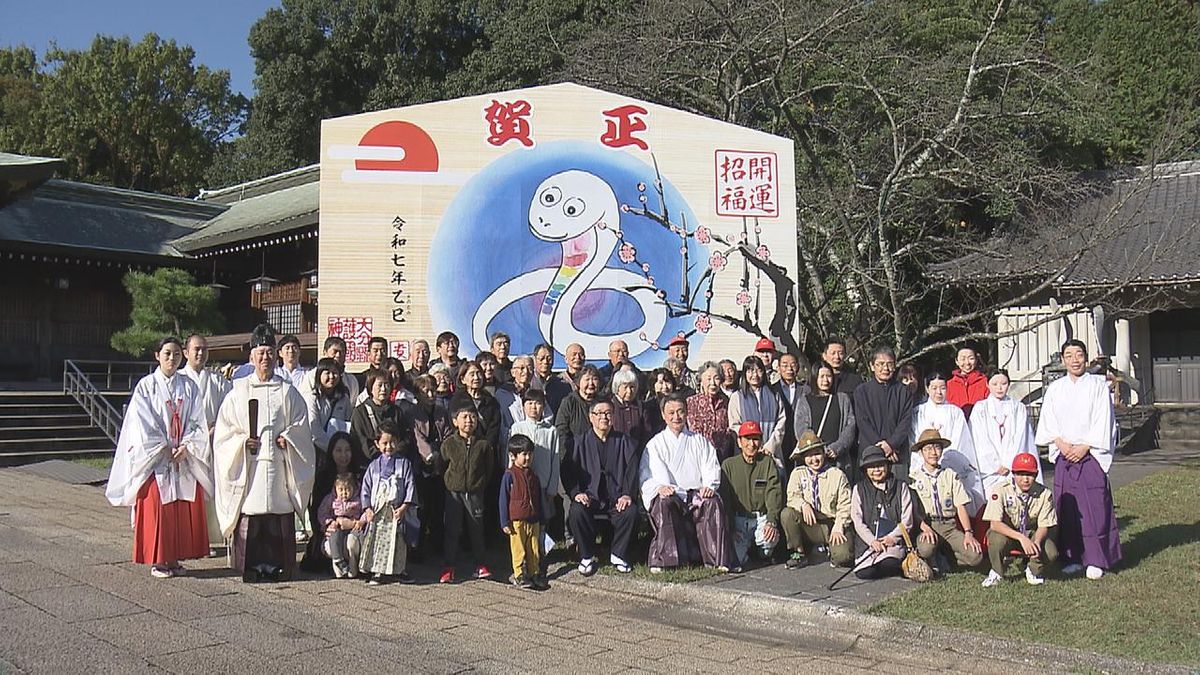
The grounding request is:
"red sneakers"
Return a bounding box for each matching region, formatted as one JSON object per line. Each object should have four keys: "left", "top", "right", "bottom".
{"left": 474, "top": 565, "right": 492, "bottom": 580}
{"left": 439, "top": 568, "right": 455, "bottom": 584}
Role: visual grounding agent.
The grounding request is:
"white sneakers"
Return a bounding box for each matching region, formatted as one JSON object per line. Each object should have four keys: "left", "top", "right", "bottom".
{"left": 1024, "top": 567, "right": 1045, "bottom": 585}
{"left": 1061, "top": 563, "right": 1105, "bottom": 580}
{"left": 981, "top": 570, "right": 1003, "bottom": 588}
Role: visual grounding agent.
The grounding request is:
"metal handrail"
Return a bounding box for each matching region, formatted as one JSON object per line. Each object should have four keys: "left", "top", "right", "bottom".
{"left": 65, "top": 360, "right": 151, "bottom": 393}
{"left": 62, "top": 359, "right": 125, "bottom": 444}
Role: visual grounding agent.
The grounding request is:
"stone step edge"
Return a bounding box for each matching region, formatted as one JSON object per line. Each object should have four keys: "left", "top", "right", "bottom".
{"left": 556, "top": 570, "right": 1190, "bottom": 674}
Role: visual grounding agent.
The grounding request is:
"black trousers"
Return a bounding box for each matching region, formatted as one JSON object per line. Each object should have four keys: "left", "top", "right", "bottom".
{"left": 567, "top": 499, "right": 638, "bottom": 561}
{"left": 443, "top": 491, "right": 486, "bottom": 567}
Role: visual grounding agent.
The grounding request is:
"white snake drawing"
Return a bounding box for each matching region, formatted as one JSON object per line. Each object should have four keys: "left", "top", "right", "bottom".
{"left": 471, "top": 170, "right": 667, "bottom": 357}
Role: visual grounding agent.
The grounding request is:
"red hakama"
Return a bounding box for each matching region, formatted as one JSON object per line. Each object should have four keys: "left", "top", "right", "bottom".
{"left": 133, "top": 478, "right": 209, "bottom": 565}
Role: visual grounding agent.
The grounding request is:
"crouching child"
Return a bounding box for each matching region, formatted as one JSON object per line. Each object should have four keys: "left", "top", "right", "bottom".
{"left": 982, "top": 452, "right": 1058, "bottom": 587}
{"left": 781, "top": 430, "right": 853, "bottom": 568}
{"left": 910, "top": 428, "right": 983, "bottom": 574}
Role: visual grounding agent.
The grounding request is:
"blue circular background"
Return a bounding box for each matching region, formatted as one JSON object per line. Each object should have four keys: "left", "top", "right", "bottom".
{"left": 429, "top": 141, "right": 705, "bottom": 368}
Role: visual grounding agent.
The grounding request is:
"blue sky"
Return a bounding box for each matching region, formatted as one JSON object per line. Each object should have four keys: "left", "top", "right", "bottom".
{"left": 0, "top": 0, "right": 281, "bottom": 96}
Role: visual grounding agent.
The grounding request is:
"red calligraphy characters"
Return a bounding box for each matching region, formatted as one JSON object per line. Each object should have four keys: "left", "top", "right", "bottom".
{"left": 714, "top": 150, "right": 779, "bottom": 218}
{"left": 600, "top": 105, "right": 649, "bottom": 150}
{"left": 484, "top": 99, "right": 534, "bottom": 147}
{"left": 328, "top": 317, "right": 374, "bottom": 363}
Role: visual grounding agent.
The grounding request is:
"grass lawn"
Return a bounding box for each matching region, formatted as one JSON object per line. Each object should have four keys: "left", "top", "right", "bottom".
{"left": 69, "top": 456, "right": 114, "bottom": 472}
{"left": 869, "top": 466, "right": 1200, "bottom": 667}
{"left": 598, "top": 562, "right": 725, "bottom": 584}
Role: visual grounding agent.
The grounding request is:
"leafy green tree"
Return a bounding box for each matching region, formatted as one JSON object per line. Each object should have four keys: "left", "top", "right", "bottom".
{"left": 208, "top": 0, "right": 625, "bottom": 187}
{"left": 0, "top": 35, "right": 247, "bottom": 196}
{"left": 1050, "top": 0, "right": 1200, "bottom": 165}
{"left": 568, "top": 0, "right": 1188, "bottom": 361}
{"left": 111, "top": 268, "right": 225, "bottom": 357}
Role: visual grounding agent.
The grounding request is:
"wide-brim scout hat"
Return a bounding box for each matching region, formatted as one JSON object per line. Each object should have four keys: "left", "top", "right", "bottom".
{"left": 791, "top": 429, "right": 826, "bottom": 458}
{"left": 859, "top": 446, "right": 888, "bottom": 469}
{"left": 913, "top": 428, "right": 951, "bottom": 451}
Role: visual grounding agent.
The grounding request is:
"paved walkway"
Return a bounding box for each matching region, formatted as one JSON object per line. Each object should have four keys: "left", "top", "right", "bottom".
{"left": 2, "top": 469, "right": 1186, "bottom": 674}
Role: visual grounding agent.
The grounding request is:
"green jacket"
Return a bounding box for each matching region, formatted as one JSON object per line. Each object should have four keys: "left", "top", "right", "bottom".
{"left": 719, "top": 452, "right": 783, "bottom": 523}
{"left": 441, "top": 434, "right": 493, "bottom": 493}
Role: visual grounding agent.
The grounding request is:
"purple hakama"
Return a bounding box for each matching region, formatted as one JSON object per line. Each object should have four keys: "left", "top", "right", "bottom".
{"left": 1053, "top": 455, "right": 1122, "bottom": 569}
{"left": 647, "top": 491, "right": 734, "bottom": 569}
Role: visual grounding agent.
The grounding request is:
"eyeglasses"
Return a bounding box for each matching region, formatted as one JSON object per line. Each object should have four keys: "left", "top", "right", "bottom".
{"left": 590, "top": 410, "right": 613, "bottom": 417}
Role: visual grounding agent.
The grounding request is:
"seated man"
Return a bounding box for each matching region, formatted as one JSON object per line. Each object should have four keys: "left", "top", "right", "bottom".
{"left": 639, "top": 393, "right": 735, "bottom": 573}
{"left": 562, "top": 398, "right": 639, "bottom": 575}
{"left": 720, "top": 421, "right": 783, "bottom": 570}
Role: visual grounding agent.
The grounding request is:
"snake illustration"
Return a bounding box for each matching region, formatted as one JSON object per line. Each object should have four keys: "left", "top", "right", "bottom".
{"left": 471, "top": 169, "right": 667, "bottom": 357}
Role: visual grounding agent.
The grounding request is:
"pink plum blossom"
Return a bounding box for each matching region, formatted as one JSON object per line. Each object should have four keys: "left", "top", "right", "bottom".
{"left": 695, "top": 314, "right": 712, "bottom": 333}
{"left": 695, "top": 226, "right": 712, "bottom": 244}
{"left": 756, "top": 244, "right": 771, "bottom": 262}
{"left": 618, "top": 242, "right": 637, "bottom": 263}
{"left": 709, "top": 252, "right": 727, "bottom": 272}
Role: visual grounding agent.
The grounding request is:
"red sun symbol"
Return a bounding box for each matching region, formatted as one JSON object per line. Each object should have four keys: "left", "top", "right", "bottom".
{"left": 355, "top": 121, "right": 439, "bottom": 172}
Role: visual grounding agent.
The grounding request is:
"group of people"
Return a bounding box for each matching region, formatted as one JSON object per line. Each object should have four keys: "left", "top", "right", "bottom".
{"left": 105, "top": 326, "right": 1123, "bottom": 591}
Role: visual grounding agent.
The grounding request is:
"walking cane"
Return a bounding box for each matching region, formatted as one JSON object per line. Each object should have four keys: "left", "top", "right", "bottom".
{"left": 828, "top": 548, "right": 878, "bottom": 591}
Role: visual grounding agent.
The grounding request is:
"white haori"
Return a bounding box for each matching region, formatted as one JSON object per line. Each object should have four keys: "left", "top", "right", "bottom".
{"left": 1034, "top": 372, "right": 1117, "bottom": 472}
{"left": 106, "top": 369, "right": 214, "bottom": 507}
{"left": 213, "top": 374, "right": 316, "bottom": 538}
{"left": 639, "top": 427, "right": 721, "bottom": 510}
{"left": 969, "top": 395, "right": 1041, "bottom": 494}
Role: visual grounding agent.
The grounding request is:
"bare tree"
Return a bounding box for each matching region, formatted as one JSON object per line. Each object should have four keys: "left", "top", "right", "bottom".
{"left": 568, "top": 0, "right": 1198, "bottom": 366}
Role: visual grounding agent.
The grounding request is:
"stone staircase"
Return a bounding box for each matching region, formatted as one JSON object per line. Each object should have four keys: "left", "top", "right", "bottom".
{"left": 0, "top": 391, "right": 115, "bottom": 466}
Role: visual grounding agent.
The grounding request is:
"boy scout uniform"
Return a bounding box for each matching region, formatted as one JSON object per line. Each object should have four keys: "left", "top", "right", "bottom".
{"left": 983, "top": 480, "right": 1059, "bottom": 575}
{"left": 910, "top": 466, "right": 984, "bottom": 567}
{"left": 780, "top": 465, "right": 853, "bottom": 566}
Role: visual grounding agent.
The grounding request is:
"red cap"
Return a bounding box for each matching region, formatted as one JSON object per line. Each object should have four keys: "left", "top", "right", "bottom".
{"left": 754, "top": 337, "right": 777, "bottom": 353}
{"left": 1011, "top": 453, "right": 1039, "bottom": 474}
{"left": 668, "top": 335, "right": 688, "bottom": 348}
{"left": 737, "top": 421, "right": 763, "bottom": 438}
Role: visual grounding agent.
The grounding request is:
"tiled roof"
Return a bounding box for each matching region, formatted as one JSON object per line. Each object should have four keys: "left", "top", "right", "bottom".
{"left": 933, "top": 161, "right": 1200, "bottom": 288}
{"left": 0, "top": 152, "right": 65, "bottom": 205}
{"left": 0, "top": 179, "right": 225, "bottom": 258}
{"left": 173, "top": 166, "right": 319, "bottom": 253}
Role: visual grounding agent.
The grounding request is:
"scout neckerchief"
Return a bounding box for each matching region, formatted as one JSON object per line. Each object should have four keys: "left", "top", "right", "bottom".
{"left": 809, "top": 465, "right": 823, "bottom": 511}
{"left": 1017, "top": 489, "right": 1033, "bottom": 536}
{"left": 922, "top": 466, "right": 944, "bottom": 519}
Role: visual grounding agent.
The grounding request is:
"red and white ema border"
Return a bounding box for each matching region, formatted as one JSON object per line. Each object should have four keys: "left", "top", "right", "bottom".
{"left": 329, "top": 120, "right": 471, "bottom": 185}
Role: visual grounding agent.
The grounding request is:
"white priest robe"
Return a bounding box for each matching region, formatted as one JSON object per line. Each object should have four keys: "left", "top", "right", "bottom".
{"left": 969, "top": 395, "right": 1041, "bottom": 494}
{"left": 213, "top": 375, "right": 316, "bottom": 539}
{"left": 911, "top": 400, "right": 985, "bottom": 511}
{"left": 639, "top": 427, "right": 722, "bottom": 510}
{"left": 1034, "top": 373, "right": 1117, "bottom": 472}
{"left": 180, "top": 364, "right": 230, "bottom": 434}
{"left": 106, "top": 369, "right": 214, "bottom": 507}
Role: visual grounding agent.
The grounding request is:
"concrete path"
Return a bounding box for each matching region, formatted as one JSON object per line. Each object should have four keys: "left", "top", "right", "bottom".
{"left": 0, "top": 469, "right": 1185, "bottom": 674}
